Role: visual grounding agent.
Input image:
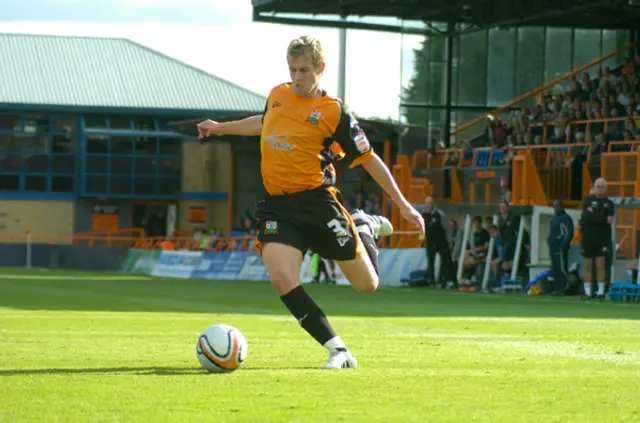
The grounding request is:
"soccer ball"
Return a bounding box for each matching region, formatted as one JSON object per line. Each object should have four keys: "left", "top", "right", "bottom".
{"left": 196, "top": 324, "right": 247, "bottom": 373}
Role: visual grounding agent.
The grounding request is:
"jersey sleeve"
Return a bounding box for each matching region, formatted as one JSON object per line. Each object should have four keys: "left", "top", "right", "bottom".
{"left": 332, "top": 103, "right": 374, "bottom": 168}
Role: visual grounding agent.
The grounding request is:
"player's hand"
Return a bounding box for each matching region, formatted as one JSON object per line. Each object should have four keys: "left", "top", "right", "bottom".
{"left": 400, "top": 203, "right": 425, "bottom": 235}
{"left": 197, "top": 119, "right": 221, "bottom": 140}
{"left": 607, "top": 216, "right": 613, "bottom": 224}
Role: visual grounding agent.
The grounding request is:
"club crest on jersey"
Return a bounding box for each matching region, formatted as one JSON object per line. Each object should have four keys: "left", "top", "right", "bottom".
{"left": 308, "top": 110, "right": 322, "bottom": 125}
{"left": 354, "top": 131, "right": 370, "bottom": 153}
{"left": 265, "top": 221, "right": 278, "bottom": 235}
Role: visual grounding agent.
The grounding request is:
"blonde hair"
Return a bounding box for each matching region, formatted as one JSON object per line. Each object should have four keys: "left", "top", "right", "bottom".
{"left": 287, "top": 36, "right": 324, "bottom": 71}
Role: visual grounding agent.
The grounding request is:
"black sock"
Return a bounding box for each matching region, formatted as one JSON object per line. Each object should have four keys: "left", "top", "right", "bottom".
{"left": 280, "top": 285, "right": 337, "bottom": 346}
{"left": 358, "top": 231, "right": 379, "bottom": 276}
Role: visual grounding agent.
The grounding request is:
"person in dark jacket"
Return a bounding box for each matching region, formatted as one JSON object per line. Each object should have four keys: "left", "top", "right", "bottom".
{"left": 422, "top": 196, "right": 457, "bottom": 287}
{"left": 580, "top": 178, "right": 614, "bottom": 299}
{"left": 498, "top": 201, "right": 520, "bottom": 271}
{"left": 547, "top": 200, "right": 575, "bottom": 295}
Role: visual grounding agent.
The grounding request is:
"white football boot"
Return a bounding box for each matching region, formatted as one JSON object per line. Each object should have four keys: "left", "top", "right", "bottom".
{"left": 320, "top": 349, "right": 358, "bottom": 370}
{"left": 350, "top": 209, "right": 393, "bottom": 238}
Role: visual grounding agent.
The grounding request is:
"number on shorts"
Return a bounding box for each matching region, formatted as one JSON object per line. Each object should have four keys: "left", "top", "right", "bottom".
{"left": 326, "top": 218, "right": 348, "bottom": 237}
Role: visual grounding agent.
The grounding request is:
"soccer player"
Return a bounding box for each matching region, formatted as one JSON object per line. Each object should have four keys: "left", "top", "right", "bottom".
{"left": 580, "top": 178, "right": 614, "bottom": 299}
{"left": 197, "top": 36, "right": 425, "bottom": 369}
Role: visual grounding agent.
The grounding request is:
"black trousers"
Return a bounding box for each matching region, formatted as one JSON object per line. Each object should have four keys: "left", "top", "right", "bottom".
{"left": 313, "top": 257, "right": 330, "bottom": 282}
{"left": 550, "top": 248, "right": 569, "bottom": 293}
{"left": 425, "top": 245, "right": 457, "bottom": 283}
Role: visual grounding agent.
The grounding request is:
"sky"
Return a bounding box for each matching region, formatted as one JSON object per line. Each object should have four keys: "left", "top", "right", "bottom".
{"left": 0, "top": 0, "right": 426, "bottom": 120}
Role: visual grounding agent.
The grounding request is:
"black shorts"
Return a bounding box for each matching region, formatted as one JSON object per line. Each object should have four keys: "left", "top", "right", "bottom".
{"left": 503, "top": 244, "right": 516, "bottom": 262}
{"left": 581, "top": 237, "right": 608, "bottom": 258}
{"left": 254, "top": 186, "right": 364, "bottom": 261}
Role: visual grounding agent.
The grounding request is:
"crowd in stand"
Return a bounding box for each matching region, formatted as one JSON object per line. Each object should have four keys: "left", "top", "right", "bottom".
{"left": 440, "top": 56, "right": 640, "bottom": 168}
{"left": 491, "top": 58, "right": 640, "bottom": 148}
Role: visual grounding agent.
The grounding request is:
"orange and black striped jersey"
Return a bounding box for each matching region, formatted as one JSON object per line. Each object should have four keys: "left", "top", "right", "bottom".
{"left": 260, "top": 83, "right": 374, "bottom": 195}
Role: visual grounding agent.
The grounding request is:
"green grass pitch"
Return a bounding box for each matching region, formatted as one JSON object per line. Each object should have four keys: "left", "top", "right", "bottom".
{"left": 1, "top": 268, "right": 639, "bottom": 423}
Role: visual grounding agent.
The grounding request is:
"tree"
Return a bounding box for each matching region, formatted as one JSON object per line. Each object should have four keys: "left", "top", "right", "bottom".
{"left": 401, "top": 36, "right": 446, "bottom": 128}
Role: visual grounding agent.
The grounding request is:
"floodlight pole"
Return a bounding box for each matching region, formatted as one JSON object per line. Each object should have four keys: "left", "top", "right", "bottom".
{"left": 443, "top": 20, "right": 455, "bottom": 147}
{"left": 338, "top": 26, "right": 347, "bottom": 103}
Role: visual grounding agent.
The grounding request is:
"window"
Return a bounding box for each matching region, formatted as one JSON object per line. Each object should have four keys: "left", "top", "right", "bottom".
{"left": 22, "top": 115, "right": 51, "bottom": 133}
{"left": 544, "top": 28, "right": 572, "bottom": 81}
{"left": 457, "top": 30, "right": 488, "bottom": 106}
{"left": 86, "top": 135, "right": 109, "bottom": 154}
{"left": 111, "top": 136, "right": 134, "bottom": 154}
{"left": 573, "top": 29, "right": 602, "bottom": 70}
{"left": 86, "top": 155, "right": 109, "bottom": 173}
{"left": 51, "top": 176, "right": 74, "bottom": 193}
{"left": 86, "top": 175, "right": 108, "bottom": 193}
{"left": 135, "top": 156, "right": 157, "bottom": 175}
{"left": 134, "top": 177, "right": 156, "bottom": 195}
{"left": 22, "top": 135, "right": 50, "bottom": 154}
{"left": 23, "top": 155, "right": 50, "bottom": 173}
{"left": 135, "top": 136, "right": 157, "bottom": 154}
{"left": 0, "top": 174, "right": 19, "bottom": 190}
{"left": 109, "top": 176, "right": 132, "bottom": 195}
{"left": 0, "top": 113, "right": 76, "bottom": 197}
{"left": 109, "top": 116, "right": 131, "bottom": 130}
{"left": 158, "top": 177, "right": 180, "bottom": 195}
{"left": 53, "top": 116, "right": 76, "bottom": 133}
{"left": 84, "top": 115, "right": 108, "bottom": 129}
{"left": 0, "top": 115, "right": 19, "bottom": 131}
{"left": 487, "top": 28, "right": 516, "bottom": 106}
{"left": 132, "top": 117, "right": 157, "bottom": 131}
{"left": 158, "top": 156, "right": 181, "bottom": 176}
{"left": 159, "top": 137, "right": 182, "bottom": 155}
{"left": 25, "top": 175, "right": 47, "bottom": 192}
{"left": 0, "top": 154, "right": 21, "bottom": 172}
{"left": 0, "top": 134, "right": 21, "bottom": 153}
{"left": 52, "top": 154, "right": 75, "bottom": 173}
{"left": 79, "top": 123, "right": 182, "bottom": 198}
{"left": 516, "top": 27, "right": 545, "bottom": 104}
{"left": 110, "top": 156, "right": 133, "bottom": 174}
{"left": 52, "top": 134, "right": 75, "bottom": 153}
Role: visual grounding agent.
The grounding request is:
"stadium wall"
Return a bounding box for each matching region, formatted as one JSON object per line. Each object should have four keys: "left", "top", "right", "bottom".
{"left": 180, "top": 140, "right": 230, "bottom": 231}
{"left": 73, "top": 199, "right": 134, "bottom": 233}
{"left": 178, "top": 200, "right": 228, "bottom": 232}
{"left": 0, "top": 200, "right": 74, "bottom": 242}
{"left": 0, "top": 243, "right": 127, "bottom": 271}
{"left": 119, "top": 248, "right": 427, "bottom": 286}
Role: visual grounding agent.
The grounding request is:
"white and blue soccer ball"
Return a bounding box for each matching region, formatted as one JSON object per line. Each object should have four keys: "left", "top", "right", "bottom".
{"left": 196, "top": 324, "right": 248, "bottom": 373}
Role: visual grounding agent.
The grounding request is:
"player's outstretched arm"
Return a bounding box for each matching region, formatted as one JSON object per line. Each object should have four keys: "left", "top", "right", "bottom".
{"left": 362, "top": 153, "right": 425, "bottom": 234}
{"left": 197, "top": 115, "right": 263, "bottom": 139}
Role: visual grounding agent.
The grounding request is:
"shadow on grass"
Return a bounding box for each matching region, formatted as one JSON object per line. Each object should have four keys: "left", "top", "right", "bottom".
{"left": 0, "top": 272, "right": 638, "bottom": 320}
{"left": 0, "top": 366, "right": 319, "bottom": 376}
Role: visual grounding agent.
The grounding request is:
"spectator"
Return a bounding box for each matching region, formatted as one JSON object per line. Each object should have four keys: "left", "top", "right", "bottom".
{"left": 422, "top": 196, "right": 457, "bottom": 288}
{"left": 461, "top": 216, "right": 490, "bottom": 290}
{"left": 487, "top": 224, "right": 504, "bottom": 292}
{"left": 622, "top": 58, "right": 635, "bottom": 77}
{"left": 547, "top": 200, "right": 574, "bottom": 296}
{"left": 599, "top": 66, "right": 616, "bottom": 89}
{"left": 580, "top": 178, "right": 614, "bottom": 300}
{"left": 498, "top": 201, "right": 520, "bottom": 274}
{"left": 483, "top": 216, "right": 493, "bottom": 231}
